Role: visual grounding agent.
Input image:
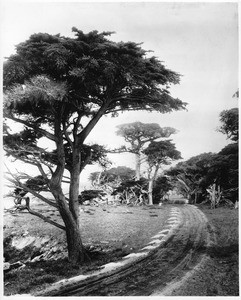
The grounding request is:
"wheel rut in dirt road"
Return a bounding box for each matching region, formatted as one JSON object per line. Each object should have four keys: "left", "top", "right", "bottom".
{"left": 36, "top": 205, "right": 211, "bottom": 296}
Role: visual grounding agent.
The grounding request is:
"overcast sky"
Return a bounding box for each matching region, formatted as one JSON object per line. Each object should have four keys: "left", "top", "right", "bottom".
{"left": 1, "top": 1, "right": 239, "bottom": 187}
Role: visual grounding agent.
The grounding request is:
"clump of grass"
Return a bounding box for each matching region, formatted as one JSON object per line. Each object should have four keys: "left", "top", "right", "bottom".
{"left": 18, "top": 275, "right": 58, "bottom": 293}
{"left": 4, "top": 259, "right": 80, "bottom": 295}
{"left": 207, "top": 244, "right": 239, "bottom": 258}
{"left": 82, "top": 247, "right": 131, "bottom": 273}
{"left": 4, "top": 266, "right": 58, "bottom": 295}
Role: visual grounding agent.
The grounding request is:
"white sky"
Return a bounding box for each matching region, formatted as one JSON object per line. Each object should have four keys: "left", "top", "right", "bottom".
{"left": 1, "top": 0, "right": 239, "bottom": 187}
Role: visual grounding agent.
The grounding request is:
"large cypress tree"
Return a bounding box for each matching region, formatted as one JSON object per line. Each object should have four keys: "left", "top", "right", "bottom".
{"left": 3, "top": 28, "right": 186, "bottom": 264}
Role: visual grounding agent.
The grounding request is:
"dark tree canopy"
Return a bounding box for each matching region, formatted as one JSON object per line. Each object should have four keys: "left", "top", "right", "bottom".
{"left": 166, "top": 148, "right": 238, "bottom": 204}
{"left": 166, "top": 153, "right": 214, "bottom": 202}
{"left": 4, "top": 29, "right": 186, "bottom": 119}
{"left": 4, "top": 29, "right": 186, "bottom": 176}
{"left": 143, "top": 140, "right": 182, "bottom": 166}
{"left": 206, "top": 144, "right": 238, "bottom": 199}
{"left": 219, "top": 108, "right": 239, "bottom": 142}
{"left": 78, "top": 190, "right": 107, "bottom": 203}
{"left": 112, "top": 177, "right": 149, "bottom": 205}
{"left": 152, "top": 176, "right": 173, "bottom": 204}
{"left": 90, "top": 166, "right": 135, "bottom": 186}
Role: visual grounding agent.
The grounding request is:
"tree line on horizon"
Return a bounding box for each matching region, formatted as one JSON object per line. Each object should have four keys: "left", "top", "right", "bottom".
{"left": 82, "top": 105, "right": 238, "bottom": 208}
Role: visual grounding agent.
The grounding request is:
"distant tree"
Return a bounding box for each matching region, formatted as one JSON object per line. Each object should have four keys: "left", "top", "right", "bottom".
{"left": 90, "top": 166, "right": 135, "bottom": 197}
{"left": 78, "top": 190, "right": 106, "bottom": 204}
{"left": 152, "top": 175, "right": 173, "bottom": 204}
{"left": 218, "top": 108, "right": 238, "bottom": 142}
{"left": 143, "top": 140, "right": 181, "bottom": 205}
{"left": 115, "top": 122, "right": 177, "bottom": 180}
{"left": 112, "top": 178, "right": 148, "bottom": 205}
{"left": 218, "top": 90, "right": 238, "bottom": 142}
{"left": 167, "top": 147, "right": 238, "bottom": 207}
{"left": 205, "top": 144, "right": 238, "bottom": 205}
{"left": 3, "top": 28, "right": 186, "bottom": 263}
{"left": 215, "top": 92, "right": 238, "bottom": 206}
{"left": 166, "top": 153, "right": 214, "bottom": 203}
{"left": 233, "top": 90, "right": 239, "bottom": 98}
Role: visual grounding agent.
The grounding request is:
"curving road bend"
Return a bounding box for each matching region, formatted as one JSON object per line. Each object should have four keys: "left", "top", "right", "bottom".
{"left": 37, "top": 205, "right": 211, "bottom": 296}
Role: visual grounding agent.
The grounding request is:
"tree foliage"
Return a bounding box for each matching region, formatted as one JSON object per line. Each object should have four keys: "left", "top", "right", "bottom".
{"left": 78, "top": 190, "right": 106, "bottom": 204}
{"left": 152, "top": 176, "right": 173, "bottom": 204}
{"left": 116, "top": 122, "right": 177, "bottom": 153}
{"left": 166, "top": 152, "right": 214, "bottom": 202}
{"left": 206, "top": 144, "right": 238, "bottom": 203}
{"left": 218, "top": 108, "right": 238, "bottom": 142}
{"left": 167, "top": 147, "right": 238, "bottom": 205}
{"left": 144, "top": 140, "right": 181, "bottom": 166}
{"left": 90, "top": 166, "right": 135, "bottom": 185}
{"left": 4, "top": 29, "right": 186, "bottom": 114}
{"left": 112, "top": 178, "right": 149, "bottom": 205}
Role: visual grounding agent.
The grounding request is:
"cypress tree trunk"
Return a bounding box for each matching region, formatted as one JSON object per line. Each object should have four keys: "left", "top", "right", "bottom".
{"left": 135, "top": 153, "right": 141, "bottom": 180}
{"left": 51, "top": 181, "right": 87, "bottom": 264}
{"left": 148, "top": 179, "right": 154, "bottom": 205}
{"left": 147, "top": 165, "right": 159, "bottom": 205}
{"left": 65, "top": 219, "right": 86, "bottom": 264}
{"left": 69, "top": 148, "right": 81, "bottom": 221}
{"left": 52, "top": 118, "right": 88, "bottom": 264}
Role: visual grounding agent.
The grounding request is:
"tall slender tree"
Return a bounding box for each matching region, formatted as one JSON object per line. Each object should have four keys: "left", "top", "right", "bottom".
{"left": 3, "top": 28, "right": 186, "bottom": 263}
{"left": 115, "top": 122, "right": 177, "bottom": 180}
{"left": 143, "top": 140, "right": 181, "bottom": 205}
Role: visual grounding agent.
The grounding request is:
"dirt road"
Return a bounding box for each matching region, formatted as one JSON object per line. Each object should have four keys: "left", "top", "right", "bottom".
{"left": 38, "top": 205, "right": 211, "bottom": 296}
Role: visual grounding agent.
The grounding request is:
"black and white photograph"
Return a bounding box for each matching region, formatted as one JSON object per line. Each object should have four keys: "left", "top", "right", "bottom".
{"left": 1, "top": 0, "right": 239, "bottom": 297}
